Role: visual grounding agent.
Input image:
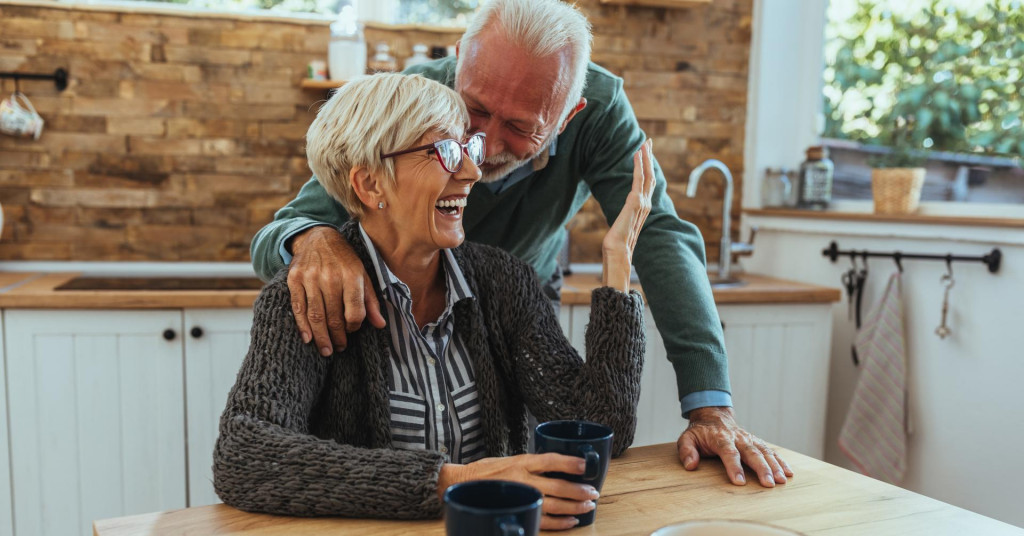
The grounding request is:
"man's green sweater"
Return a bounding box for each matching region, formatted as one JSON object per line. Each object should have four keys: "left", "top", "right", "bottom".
{"left": 250, "top": 57, "right": 730, "bottom": 408}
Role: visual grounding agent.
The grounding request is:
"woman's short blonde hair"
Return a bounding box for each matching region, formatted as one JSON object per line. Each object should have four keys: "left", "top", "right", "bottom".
{"left": 305, "top": 73, "right": 469, "bottom": 219}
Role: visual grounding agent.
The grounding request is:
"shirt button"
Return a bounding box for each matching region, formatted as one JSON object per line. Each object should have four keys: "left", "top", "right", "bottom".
{"left": 428, "top": 358, "right": 436, "bottom": 365}
{"left": 440, "top": 446, "right": 449, "bottom": 454}
{"left": 436, "top": 403, "right": 446, "bottom": 412}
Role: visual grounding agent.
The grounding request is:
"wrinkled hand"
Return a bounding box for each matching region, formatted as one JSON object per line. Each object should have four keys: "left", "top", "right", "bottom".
{"left": 677, "top": 407, "right": 793, "bottom": 487}
{"left": 438, "top": 453, "right": 600, "bottom": 530}
{"left": 287, "top": 226, "right": 386, "bottom": 355}
{"left": 602, "top": 139, "right": 654, "bottom": 291}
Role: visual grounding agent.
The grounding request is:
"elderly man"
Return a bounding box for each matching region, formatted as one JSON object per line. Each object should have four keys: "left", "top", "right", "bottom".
{"left": 250, "top": 0, "right": 792, "bottom": 488}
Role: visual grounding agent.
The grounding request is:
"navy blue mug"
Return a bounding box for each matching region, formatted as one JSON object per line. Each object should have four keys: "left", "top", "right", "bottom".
{"left": 444, "top": 480, "right": 543, "bottom": 536}
{"left": 533, "top": 420, "right": 614, "bottom": 527}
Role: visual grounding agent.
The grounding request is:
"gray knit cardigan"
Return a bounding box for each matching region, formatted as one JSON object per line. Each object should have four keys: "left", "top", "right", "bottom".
{"left": 213, "top": 222, "right": 646, "bottom": 519}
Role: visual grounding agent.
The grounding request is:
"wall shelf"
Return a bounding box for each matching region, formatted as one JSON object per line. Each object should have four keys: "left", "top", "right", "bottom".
{"left": 300, "top": 79, "right": 346, "bottom": 90}
{"left": 743, "top": 208, "right": 1024, "bottom": 229}
{"left": 598, "top": 0, "right": 709, "bottom": 8}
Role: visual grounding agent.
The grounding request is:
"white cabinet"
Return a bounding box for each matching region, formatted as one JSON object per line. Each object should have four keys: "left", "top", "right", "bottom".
{"left": 562, "top": 301, "right": 833, "bottom": 458}
{"left": 3, "top": 310, "right": 187, "bottom": 536}
{"left": 0, "top": 308, "right": 255, "bottom": 536}
{"left": 183, "top": 309, "right": 252, "bottom": 507}
{"left": 0, "top": 320, "right": 13, "bottom": 536}
{"left": 718, "top": 303, "right": 832, "bottom": 459}
{"left": 562, "top": 306, "right": 684, "bottom": 447}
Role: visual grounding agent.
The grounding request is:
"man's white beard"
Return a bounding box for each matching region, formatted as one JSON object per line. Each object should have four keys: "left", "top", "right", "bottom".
{"left": 478, "top": 135, "right": 555, "bottom": 183}
{"left": 478, "top": 152, "right": 527, "bottom": 183}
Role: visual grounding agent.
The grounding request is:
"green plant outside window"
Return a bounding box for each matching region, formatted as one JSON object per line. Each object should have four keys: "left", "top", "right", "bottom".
{"left": 823, "top": 0, "right": 1024, "bottom": 159}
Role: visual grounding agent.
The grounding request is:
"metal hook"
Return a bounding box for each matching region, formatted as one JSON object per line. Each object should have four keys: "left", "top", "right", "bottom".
{"left": 941, "top": 256, "right": 955, "bottom": 289}
{"left": 13, "top": 74, "right": 20, "bottom": 94}
{"left": 894, "top": 252, "right": 903, "bottom": 273}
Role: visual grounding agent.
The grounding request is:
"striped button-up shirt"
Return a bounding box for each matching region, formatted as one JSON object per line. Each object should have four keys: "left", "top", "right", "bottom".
{"left": 358, "top": 225, "right": 486, "bottom": 463}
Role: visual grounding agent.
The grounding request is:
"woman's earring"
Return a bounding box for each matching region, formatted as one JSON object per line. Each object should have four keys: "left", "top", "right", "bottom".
{"left": 377, "top": 201, "right": 385, "bottom": 209}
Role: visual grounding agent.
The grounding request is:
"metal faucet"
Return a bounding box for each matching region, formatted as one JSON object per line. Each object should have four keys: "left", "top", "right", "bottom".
{"left": 686, "top": 159, "right": 756, "bottom": 282}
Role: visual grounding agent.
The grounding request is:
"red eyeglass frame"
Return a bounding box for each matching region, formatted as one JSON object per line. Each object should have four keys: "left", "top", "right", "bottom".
{"left": 380, "top": 132, "right": 486, "bottom": 173}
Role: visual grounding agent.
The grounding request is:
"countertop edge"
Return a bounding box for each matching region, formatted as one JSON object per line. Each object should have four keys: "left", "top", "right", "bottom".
{"left": 0, "top": 271, "right": 841, "bottom": 309}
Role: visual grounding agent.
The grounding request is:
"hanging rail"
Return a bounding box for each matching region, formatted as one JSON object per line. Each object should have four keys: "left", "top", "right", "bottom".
{"left": 823, "top": 241, "right": 1002, "bottom": 274}
{"left": 0, "top": 68, "right": 69, "bottom": 91}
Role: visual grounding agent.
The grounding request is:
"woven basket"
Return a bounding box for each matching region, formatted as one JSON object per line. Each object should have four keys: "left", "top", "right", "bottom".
{"left": 871, "top": 168, "right": 925, "bottom": 214}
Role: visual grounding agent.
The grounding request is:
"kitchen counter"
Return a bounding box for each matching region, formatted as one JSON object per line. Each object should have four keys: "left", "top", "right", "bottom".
{"left": 0, "top": 273, "right": 260, "bottom": 309}
{"left": 93, "top": 441, "right": 1023, "bottom": 536}
{"left": 560, "top": 271, "right": 840, "bottom": 305}
{"left": 0, "top": 271, "right": 840, "bottom": 309}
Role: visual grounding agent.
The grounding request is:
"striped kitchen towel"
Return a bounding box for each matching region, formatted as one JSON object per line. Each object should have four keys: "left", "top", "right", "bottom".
{"left": 838, "top": 271, "right": 909, "bottom": 485}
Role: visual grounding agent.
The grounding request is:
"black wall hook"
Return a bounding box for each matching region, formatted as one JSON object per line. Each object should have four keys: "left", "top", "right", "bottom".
{"left": 823, "top": 241, "right": 1001, "bottom": 274}
{"left": 1, "top": 68, "right": 69, "bottom": 91}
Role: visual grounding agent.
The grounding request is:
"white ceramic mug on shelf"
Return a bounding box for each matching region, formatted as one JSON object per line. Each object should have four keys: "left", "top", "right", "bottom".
{"left": 0, "top": 92, "right": 44, "bottom": 140}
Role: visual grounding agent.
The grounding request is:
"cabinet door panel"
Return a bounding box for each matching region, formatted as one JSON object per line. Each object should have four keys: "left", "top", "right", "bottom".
{"left": 183, "top": 309, "right": 253, "bottom": 507}
{"left": 563, "top": 303, "right": 832, "bottom": 457}
{"left": 4, "top": 310, "right": 186, "bottom": 536}
{"left": 636, "top": 308, "right": 682, "bottom": 447}
{"left": 562, "top": 306, "right": 681, "bottom": 448}
{"left": 718, "top": 304, "right": 832, "bottom": 458}
{"left": 0, "top": 320, "right": 13, "bottom": 536}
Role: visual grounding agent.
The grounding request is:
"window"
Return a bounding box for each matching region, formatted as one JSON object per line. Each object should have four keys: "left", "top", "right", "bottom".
{"left": 396, "top": 0, "right": 478, "bottom": 25}
{"left": 100, "top": 0, "right": 475, "bottom": 25}
{"left": 821, "top": 0, "right": 1023, "bottom": 204}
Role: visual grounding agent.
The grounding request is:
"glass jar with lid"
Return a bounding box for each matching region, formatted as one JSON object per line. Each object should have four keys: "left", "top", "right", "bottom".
{"left": 367, "top": 43, "right": 398, "bottom": 73}
{"left": 327, "top": 0, "right": 366, "bottom": 81}
{"left": 761, "top": 167, "right": 793, "bottom": 208}
{"left": 404, "top": 44, "right": 431, "bottom": 69}
{"left": 798, "top": 146, "right": 834, "bottom": 209}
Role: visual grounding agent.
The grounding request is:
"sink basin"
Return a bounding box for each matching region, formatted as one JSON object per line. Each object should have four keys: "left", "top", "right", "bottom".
{"left": 709, "top": 277, "right": 747, "bottom": 289}
{"left": 55, "top": 276, "right": 265, "bottom": 291}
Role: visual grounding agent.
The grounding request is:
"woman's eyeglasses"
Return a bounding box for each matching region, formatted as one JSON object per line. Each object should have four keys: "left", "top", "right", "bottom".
{"left": 381, "top": 132, "right": 486, "bottom": 173}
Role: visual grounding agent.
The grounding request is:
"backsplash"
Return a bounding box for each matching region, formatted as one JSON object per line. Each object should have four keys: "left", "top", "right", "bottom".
{"left": 0, "top": 0, "right": 750, "bottom": 263}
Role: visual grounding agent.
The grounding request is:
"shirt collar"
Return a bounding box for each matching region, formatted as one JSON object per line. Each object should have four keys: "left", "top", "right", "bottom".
{"left": 357, "top": 223, "right": 474, "bottom": 308}
{"left": 484, "top": 135, "right": 558, "bottom": 193}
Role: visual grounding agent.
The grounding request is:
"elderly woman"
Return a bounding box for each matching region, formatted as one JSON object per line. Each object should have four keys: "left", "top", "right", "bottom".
{"left": 213, "top": 73, "right": 654, "bottom": 530}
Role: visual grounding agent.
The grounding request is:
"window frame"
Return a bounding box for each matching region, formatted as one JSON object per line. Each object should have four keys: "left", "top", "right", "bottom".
{"left": 743, "top": 0, "right": 1024, "bottom": 218}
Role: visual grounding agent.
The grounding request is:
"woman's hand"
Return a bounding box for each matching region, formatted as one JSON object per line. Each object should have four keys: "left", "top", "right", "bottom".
{"left": 438, "top": 453, "right": 600, "bottom": 530}
{"left": 602, "top": 139, "right": 655, "bottom": 292}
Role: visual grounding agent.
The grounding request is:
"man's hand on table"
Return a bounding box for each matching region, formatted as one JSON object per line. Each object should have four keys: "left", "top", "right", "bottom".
{"left": 287, "top": 226, "right": 386, "bottom": 355}
{"left": 677, "top": 406, "right": 793, "bottom": 488}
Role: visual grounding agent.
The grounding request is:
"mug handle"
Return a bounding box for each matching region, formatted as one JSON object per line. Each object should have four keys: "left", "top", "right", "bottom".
{"left": 579, "top": 444, "right": 601, "bottom": 480}
{"left": 13, "top": 92, "right": 39, "bottom": 119}
{"left": 497, "top": 516, "right": 525, "bottom": 536}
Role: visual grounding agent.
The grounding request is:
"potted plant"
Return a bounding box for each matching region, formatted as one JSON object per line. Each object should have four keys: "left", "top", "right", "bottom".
{"left": 868, "top": 121, "right": 929, "bottom": 214}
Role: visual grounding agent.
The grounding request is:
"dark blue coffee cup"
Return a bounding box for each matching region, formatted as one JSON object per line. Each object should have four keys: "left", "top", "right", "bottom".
{"left": 533, "top": 420, "right": 613, "bottom": 527}
{"left": 444, "top": 480, "right": 543, "bottom": 536}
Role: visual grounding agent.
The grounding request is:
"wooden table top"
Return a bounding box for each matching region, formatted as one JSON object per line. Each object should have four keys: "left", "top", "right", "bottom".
{"left": 93, "top": 442, "right": 1021, "bottom": 536}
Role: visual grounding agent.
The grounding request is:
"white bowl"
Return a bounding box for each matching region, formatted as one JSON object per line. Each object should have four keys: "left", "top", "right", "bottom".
{"left": 652, "top": 520, "right": 804, "bottom": 536}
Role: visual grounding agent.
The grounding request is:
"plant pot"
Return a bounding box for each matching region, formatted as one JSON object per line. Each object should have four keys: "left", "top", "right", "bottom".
{"left": 871, "top": 168, "right": 925, "bottom": 214}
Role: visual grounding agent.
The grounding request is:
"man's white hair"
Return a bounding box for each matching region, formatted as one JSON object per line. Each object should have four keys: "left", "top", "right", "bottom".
{"left": 305, "top": 73, "right": 468, "bottom": 219}
{"left": 457, "top": 0, "right": 593, "bottom": 121}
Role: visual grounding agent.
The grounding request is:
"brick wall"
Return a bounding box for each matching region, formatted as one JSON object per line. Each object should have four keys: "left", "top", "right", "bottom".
{"left": 0, "top": 0, "right": 750, "bottom": 263}
{"left": 571, "top": 0, "right": 752, "bottom": 263}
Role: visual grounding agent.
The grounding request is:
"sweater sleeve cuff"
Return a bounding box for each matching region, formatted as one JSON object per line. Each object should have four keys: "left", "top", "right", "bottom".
{"left": 592, "top": 286, "right": 645, "bottom": 309}
{"left": 278, "top": 220, "right": 335, "bottom": 266}
{"left": 680, "top": 390, "right": 733, "bottom": 419}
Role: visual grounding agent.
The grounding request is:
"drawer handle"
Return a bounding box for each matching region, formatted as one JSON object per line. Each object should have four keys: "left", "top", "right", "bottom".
{"left": 190, "top": 326, "right": 204, "bottom": 339}
{"left": 163, "top": 329, "right": 177, "bottom": 341}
